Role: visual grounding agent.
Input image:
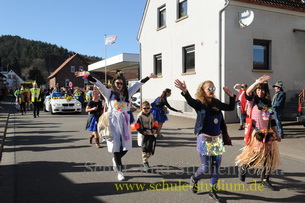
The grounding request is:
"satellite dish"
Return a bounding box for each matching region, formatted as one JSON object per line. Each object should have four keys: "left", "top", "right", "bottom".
{"left": 239, "top": 9, "right": 254, "bottom": 28}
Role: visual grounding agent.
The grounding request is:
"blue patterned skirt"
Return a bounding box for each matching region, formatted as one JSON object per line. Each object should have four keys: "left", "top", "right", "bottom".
{"left": 151, "top": 106, "right": 168, "bottom": 123}
{"left": 87, "top": 115, "right": 98, "bottom": 132}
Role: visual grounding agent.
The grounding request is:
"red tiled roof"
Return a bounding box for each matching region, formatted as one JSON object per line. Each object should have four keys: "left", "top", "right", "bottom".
{"left": 48, "top": 53, "right": 88, "bottom": 79}
{"left": 235, "top": 0, "right": 305, "bottom": 12}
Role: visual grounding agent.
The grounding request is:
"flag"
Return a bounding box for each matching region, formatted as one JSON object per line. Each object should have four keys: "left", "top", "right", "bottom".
{"left": 105, "top": 35, "right": 117, "bottom": 45}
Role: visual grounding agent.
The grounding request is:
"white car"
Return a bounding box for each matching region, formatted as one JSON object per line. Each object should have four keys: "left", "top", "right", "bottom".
{"left": 131, "top": 92, "right": 141, "bottom": 107}
{"left": 44, "top": 93, "right": 82, "bottom": 114}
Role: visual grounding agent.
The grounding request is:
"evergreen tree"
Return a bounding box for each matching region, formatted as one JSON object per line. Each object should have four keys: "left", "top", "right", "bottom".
{"left": 28, "top": 67, "right": 45, "bottom": 85}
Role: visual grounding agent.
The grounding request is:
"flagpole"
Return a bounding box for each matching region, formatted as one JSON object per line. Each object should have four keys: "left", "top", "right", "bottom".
{"left": 104, "top": 34, "right": 107, "bottom": 84}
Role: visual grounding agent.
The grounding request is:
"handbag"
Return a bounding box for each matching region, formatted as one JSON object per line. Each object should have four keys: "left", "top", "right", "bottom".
{"left": 97, "top": 102, "right": 112, "bottom": 140}
{"left": 244, "top": 106, "right": 253, "bottom": 145}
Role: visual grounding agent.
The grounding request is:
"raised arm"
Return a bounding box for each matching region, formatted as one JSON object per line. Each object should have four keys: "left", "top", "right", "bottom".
{"left": 174, "top": 79, "right": 187, "bottom": 94}
{"left": 174, "top": 79, "right": 201, "bottom": 110}
{"left": 246, "top": 75, "right": 270, "bottom": 96}
{"left": 233, "top": 84, "right": 241, "bottom": 92}
{"left": 128, "top": 73, "right": 157, "bottom": 96}
{"left": 75, "top": 71, "right": 111, "bottom": 100}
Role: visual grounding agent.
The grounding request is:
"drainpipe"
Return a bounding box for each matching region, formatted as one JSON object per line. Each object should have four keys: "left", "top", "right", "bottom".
{"left": 219, "top": 0, "right": 230, "bottom": 101}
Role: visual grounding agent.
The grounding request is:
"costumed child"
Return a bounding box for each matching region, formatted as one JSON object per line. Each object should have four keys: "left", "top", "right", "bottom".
{"left": 85, "top": 90, "right": 103, "bottom": 148}
{"left": 135, "top": 101, "right": 158, "bottom": 171}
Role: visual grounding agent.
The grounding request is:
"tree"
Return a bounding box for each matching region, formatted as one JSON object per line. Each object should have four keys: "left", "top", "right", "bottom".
{"left": 28, "top": 67, "right": 46, "bottom": 85}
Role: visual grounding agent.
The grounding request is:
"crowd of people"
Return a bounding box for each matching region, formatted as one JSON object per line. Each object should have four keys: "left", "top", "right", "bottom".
{"left": 12, "top": 81, "right": 99, "bottom": 117}
{"left": 5, "top": 72, "right": 287, "bottom": 202}
{"left": 73, "top": 71, "right": 286, "bottom": 202}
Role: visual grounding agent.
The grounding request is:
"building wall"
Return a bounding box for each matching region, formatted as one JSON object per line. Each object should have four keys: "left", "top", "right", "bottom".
{"left": 49, "top": 78, "right": 56, "bottom": 89}
{"left": 1, "top": 70, "right": 24, "bottom": 90}
{"left": 224, "top": 3, "right": 305, "bottom": 121}
{"left": 49, "top": 56, "right": 88, "bottom": 89}
{"left": 139, "top": 0, "right": 305, "bottom": 122}
{"left": 139, "top": 0, "right": 226, "bottom": 119}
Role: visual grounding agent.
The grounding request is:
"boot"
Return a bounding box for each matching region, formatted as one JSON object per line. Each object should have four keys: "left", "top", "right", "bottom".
{"left": 89, "top": 134, "right": 94, "bottom": 144}
{"left": 95, "top": 137, "right": 101, "bottom": 148}
{"left": 189, "top": 175, "right": 199, "bottom": 194}
{"left": 261, "top": 179, "right": 276, "bottom": 191}
{"left": 238, "top": 165, "right": 247, "bottom": 182}
{"left": 238, "top": 125, "right": 244, "bottom": 130}
{"left": 209, "top": 187, "right": 221, "bottom": 202}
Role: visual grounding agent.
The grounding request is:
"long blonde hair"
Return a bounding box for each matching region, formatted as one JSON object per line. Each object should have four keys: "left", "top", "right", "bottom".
{"left": 195, "top": 80, "right": 215, "bottom": 105}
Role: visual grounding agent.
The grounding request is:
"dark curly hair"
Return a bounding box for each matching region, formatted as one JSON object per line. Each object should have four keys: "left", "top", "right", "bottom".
{"left": 253, "top": 83, "right": 271, "bottom": 107}
{"left": 111, "top": 73, "right": 129, "bottom": 103}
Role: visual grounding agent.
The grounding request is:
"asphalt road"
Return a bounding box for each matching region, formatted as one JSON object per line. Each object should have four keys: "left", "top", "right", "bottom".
{"left": 1, "top": 105, "right": 305, "bottom": 203}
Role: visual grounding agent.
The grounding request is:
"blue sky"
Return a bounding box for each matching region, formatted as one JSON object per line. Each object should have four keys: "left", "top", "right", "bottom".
{"left": 0, "top": 0, "right": 146, "bottom": 58}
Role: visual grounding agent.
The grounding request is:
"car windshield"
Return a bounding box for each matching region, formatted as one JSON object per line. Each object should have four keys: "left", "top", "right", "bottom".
{"left": 51, "top": 93, "right": 73, "bottom": 99}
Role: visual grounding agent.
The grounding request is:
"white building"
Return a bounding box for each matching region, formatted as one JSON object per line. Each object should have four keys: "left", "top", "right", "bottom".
{"left": 0, "top": 70, "right": 24, "bottom": 90}
{"left": 137, "top": 0, "right": 305, "bottom": 122}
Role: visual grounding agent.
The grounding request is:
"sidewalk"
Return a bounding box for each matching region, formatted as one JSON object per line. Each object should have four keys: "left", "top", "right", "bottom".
{"left": 0, "top": 95, "right": 15, "bottom": 203}
{"left": 0, "top": 94, "right": 15, "bottom": 160}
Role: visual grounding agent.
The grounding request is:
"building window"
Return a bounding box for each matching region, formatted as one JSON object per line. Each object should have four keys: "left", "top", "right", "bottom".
{"left": 79, "top": 66, "right": 84, "bottom": 71}
{"left": 8, "top": 74, "right": 11, "bottom": 79}
{"left": 183, "top": 45, "right": 195, "bottom": 73}
{"left": 65, "top": 79, "right": 70, "bottom": 87}
{"left": 158, "top": 5, "right": 166, "bottom": 28}
{"left": 71, "top": 66, "right": 75, "bottom": 73}
{"left": 154, "top": 54, "right": 162, "bottom": 76}
{"left": 178, "top": 0, "right": 188, "bottom": 19}
{"left": 253, "top": 39, "right": 271, "bottom": 70}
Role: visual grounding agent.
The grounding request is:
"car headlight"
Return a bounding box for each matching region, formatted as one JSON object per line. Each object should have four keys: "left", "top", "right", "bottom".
{"left": 76, "top": 102, "right": 81, "bottom": 106}
{"left": 53, "top": 103, "right": 61, "bottom": 107}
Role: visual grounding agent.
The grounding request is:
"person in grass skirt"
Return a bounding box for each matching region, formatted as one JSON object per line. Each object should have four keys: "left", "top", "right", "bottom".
{"left": 235, "top": 75, "right": 281, "bottom": 191}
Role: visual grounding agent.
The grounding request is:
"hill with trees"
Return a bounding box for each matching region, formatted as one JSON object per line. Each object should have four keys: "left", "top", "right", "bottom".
{"left": 0, "top": 35, "right": 101, "bottom": 85}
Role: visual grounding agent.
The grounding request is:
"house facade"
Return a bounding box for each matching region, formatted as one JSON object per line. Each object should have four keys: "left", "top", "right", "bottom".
{"left": 48, "top": 54, "right": 89, "bottom": 89}
{"left": 137, "top": 0, "right": 305, "bottom": 122}
{"left": 0, "top": 70, "right": 24, "bottom": 90}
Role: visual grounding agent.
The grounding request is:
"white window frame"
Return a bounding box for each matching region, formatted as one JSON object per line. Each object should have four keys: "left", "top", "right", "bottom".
{"left": 158, "top": 5, "right": 166, "bottom": 28}
{"left": 177, "top": 0, "right": 188, "bottom": 19}
{"left": 154, "top": 54, "right": 162, "bottom": 76}
{"left": 183, "top": 45, "right": 195, "bottom": 73}
{"left": 71, "top": 66, "right": 75, "bottom": 73}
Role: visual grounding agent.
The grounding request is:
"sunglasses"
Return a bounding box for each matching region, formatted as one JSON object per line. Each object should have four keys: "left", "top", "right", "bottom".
{"left": 207, "top": 87, "right": 216, "bottom": 91}
{"left": 115, "top": 82, "right": 123, "bottom": 85}
{"left": 143, "top": 107, "right": 150, "bottom": 110}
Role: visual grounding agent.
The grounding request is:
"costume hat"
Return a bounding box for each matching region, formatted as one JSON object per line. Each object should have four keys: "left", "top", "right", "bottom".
{"left": 272, "top": 81, "right": 283, "bottom": 88}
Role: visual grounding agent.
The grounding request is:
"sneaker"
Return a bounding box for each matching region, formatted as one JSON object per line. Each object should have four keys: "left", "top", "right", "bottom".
{"left": 190, "top": 175, "right": 199, "bottom": 193}
{"left": 112, "top": 158, "right": 118, "bottom": 172}
{"left": 261, "top": 180, "right": 276, "bottom": 191}
{"left": 157, "top": 134, "right": 163, "bottom": 139}
{"left": 238, "top": 165, "right": 246, "bottom": 182}
{"left": 209, "top": 188, "right": 221, "bottom": 202}
{"left": 143, "top": 162, "right": 149, "bottom": 172}
{"left": 117, "top": 171, "right": 125, "bottom": 181}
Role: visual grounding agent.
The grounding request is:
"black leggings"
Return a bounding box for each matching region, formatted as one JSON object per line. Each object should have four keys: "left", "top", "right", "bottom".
{"left": 20, "top": 102, "right": 26, "bottom": 114}
{"left": 243, "top": 160, "right": 270, "bottom": 180}
{"left": 114, "top": 150, "right": 128, "bottom": 171}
